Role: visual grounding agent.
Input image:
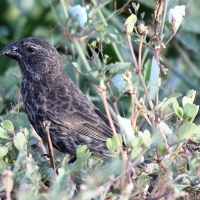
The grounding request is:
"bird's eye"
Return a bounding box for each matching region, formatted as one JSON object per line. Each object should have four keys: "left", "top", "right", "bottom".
{"left": 26, "top": 47, "right": 35, "bottom": 53}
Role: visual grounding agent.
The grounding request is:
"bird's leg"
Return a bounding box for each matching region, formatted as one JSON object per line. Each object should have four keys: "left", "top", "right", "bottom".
{"left": 43, "top": 120, "right": 55, "bottom": 170}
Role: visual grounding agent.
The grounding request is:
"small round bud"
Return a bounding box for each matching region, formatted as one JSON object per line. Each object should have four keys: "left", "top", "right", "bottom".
{"left": 137, "top": 24, "right": 148, "bottom": 35}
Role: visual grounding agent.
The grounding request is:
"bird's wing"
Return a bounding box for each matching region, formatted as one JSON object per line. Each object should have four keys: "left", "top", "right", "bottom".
{"left": 45, "top": 107, "right": 113, "bottom": 141}
{"left": 43, "top": 80, "right": 114, "bottom": 141}
{"left": 40, "top": 74, "right": 116, "bottom": 141}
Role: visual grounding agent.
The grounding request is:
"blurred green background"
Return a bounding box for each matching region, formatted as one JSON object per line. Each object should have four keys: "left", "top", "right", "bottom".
{"left": 0, "top": 0, "right": 200, "bottom": 130}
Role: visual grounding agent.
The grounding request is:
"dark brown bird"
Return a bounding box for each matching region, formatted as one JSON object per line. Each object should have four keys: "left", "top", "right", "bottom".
{"left": 1, "top": 37, "right": 117, "bottom": 156}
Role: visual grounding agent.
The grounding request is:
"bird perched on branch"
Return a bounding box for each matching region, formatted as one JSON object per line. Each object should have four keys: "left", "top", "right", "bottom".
{"left": 1, "top": 37, "right": 118, "bottom": 156}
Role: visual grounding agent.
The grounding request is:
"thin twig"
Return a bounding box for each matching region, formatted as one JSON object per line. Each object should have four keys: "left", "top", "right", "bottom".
{"left": 138, "top": 35, "right": 144, "bottom": 72}
{"left": 98, "top": 85, "right": 129, "bottom": 191}
{"left": 138, "top": 72, "right": 149, "bottom": 97}
{"left": 107, "top": 82, "right": 120, "bottom": 115}
{"left": 159, "top": 0, "right": 169, "bottom": 40}
{"left": 98, "top": 87, "right": 123, "bottom": 154}
{"left": 130, "top": 94, "right": 135, "bottom": 128}
{"left": 162, "top": 34, "right": 174, "bottom": 49}
{"left": 126, "top": 77, "right": 136, "bottom": 129}
{"left": 43, "top": 120, "right": 55, "bottom": 170}
{"left": 126, "top": 34, "right": 139, "bottom": 71}
{"left": 100, "top": 181, "right": 112, "bottom": 200}
{"left": 126, "top": 34, "right": 149, "bottom": 97}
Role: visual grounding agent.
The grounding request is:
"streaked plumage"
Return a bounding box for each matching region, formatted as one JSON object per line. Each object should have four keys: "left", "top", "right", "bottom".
{"left": 1, "top": 37, "right": 117, "bottom": 155}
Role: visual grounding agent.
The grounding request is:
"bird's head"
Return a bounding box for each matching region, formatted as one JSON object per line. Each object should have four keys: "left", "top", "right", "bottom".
{"left": 1, "top": 37, "right": 63, "bottom": 81}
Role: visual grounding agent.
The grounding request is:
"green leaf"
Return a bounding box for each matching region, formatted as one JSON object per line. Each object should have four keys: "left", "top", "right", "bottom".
{"left": 174, "top": 102, "right": 184, "bottom": 118}
{"left": 131, "top": 136, "right": 143, "bottom": 148}
{"left": 70, "top": 160, "right": 85, "bottom": 172}
{"left": 182, "top": 96, "right": 193, "bottom": 107}
{"left": 138, "top": 130, "right": 151, "bottom": 149}
{"left": 76, "top": 145, "right": 91, "bottom": 160}
{"left": 160, "top": 93, "right": 182, "bottom": 113}
{"left": 0, "top": 147, "right": 8, "bottom": 158}
{"left": 183, "top": 103, "right": 198, "bottom": 118}
{"left": 117, "top": 115, "right": 135, "bottom": 148}
{"left": 186, "top": 90, "right": 196, "bottom": 102}
{"left": 0, "top": 112, "right": 30, "bottom": 131}
{"left": 107, "top": 62, "right": 130, "bottom": 76}
{"left": 167, "top": 134, "right": 181, "bottom": 147}
{"left": 106, "top": 138, "right": 115, "bottom": 153}
{"left": 143, "top": 59, "right": 151, "bottom": 82}
{"left": 124, "top": 14, "right": 137, "bottom": 34}
{"left": 113, "top": 134, "right": 123, "bottom": 152}
{"left": 154, "top": 98, "right": 167, "bottom": 111}
{"left": 193, "top": 126, "right": 200, "bottom": 143}
{"left": 13, "top": 132, "right": 28, "bottom": 151}
{"left": 178, "top": 122, "right": 197, "bottom": 140}
{"left": 106, "top": 134, "right": 122, "bottom": 153}
{"left": 0, "top": 127, "right": 10, "bottom": 139}
{"left": 151, "top": 131, "right": 165, "bottom": 149}
{"left": 137, "top": 174, "right": 150, "bottom": 190}
{"left": 158, "top": 143, "right": 166, "bottom": 156}
{"left": 49, "top": 164, "right": 71, "bottom": 199}
{"left": 131, "top": 147, "right": 143, "bottom": 160}
{"left": 159, "top": 121, "right": 173, "bottom": 136}
{"left": 190, "top": 105, "right": 199, "bottom": 122}
{"left": 168, "top": 92, "right": 183, "bottom": 98}
{"left": 1, "top": 120, "right": 14, "bottom": 131}
{"left": 111, "top": 75, "right": 125, "bottom": 91}
{"left": 40, "top": 166, "right": 54, "bottom": 181}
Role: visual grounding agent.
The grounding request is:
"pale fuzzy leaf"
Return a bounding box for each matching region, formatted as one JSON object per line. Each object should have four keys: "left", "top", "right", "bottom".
{"left": 117, "top": 115, "right": 135, "bottom": 147}
{"left": 107, "top": 62, "right": 130, "bottom": 75}
{"left": 124, "top": 14, "right": 137, "bottom": 34}
{"left": 0, "top": 127, "right": 10, "bottom": 139}
{"left": 159, "top": 121, "right": 173, "bottom": 136}
{"left": 178, "top": 122, "right": 196, "bottom": 140}
{"left": 111, "top": 74, "right": 125, "bottom": 91}
{"left": 1, "top": 120, "right": 14, "bottom": 131}
{"left": 13, "top": 132, "right": 28, "bottom": 151}
{"left": 182, "top": 96, "right": 193, "bottom": 107}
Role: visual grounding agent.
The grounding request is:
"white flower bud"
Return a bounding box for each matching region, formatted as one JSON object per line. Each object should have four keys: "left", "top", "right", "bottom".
{"left": 68, "top": 5, "right": 87, "bottom": 27}
{"left": 168, "top": 5, "right": 185, "bottom": 33}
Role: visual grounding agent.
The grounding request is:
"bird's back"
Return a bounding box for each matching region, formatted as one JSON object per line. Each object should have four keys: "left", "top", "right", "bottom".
{"left": 21, "top": 68, "right": 114, "bottom": 155}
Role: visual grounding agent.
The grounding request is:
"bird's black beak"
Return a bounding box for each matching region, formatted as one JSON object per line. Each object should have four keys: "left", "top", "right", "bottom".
{"left": 1, "top": 41, "right": 22, "bottom": 61}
